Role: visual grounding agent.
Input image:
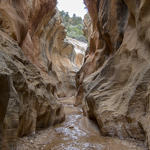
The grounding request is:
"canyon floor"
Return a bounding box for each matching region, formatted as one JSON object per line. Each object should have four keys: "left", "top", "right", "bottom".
{"left": 17, "top": 97, "right": 147, "bottom": 150}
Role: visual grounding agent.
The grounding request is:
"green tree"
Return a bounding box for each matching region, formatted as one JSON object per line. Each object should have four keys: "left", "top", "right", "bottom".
{"left": 60, "top": 10, "right": 65, "bottom": 18}
{"left": 59, "top": 10, "right": 87, "bottom": 42}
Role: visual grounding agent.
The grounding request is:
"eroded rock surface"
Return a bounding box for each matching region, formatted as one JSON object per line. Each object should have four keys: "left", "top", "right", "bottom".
{"left": 0, "top": 0, "right": 85, "bottom": 99}
{"left": 0, "top": 0, "right": 86, "bottom": 149}
{"left": 0, "top": 31, "right": 65, "bottom": 150}
{"left": 21, "top": 8, "right": 85, "bottom": 98}
{"left": 83, "top": 13, "right": 92, "bottom": 44}
{"left": 75, "top": 0, "right": 150, "bottom": 149}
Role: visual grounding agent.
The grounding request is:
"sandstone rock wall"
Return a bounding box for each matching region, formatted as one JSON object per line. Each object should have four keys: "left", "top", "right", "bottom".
{"left": 21, "top": 6, "right": 85, "bottom": 98}
{"left": 23, "top": 9, "right": 86, "bottom": 98}
{"left": 0, "top": 31, "right": 65, "bottom": 150}
{"left": 0, "top": 0, "right": 85, "bottom": 149}
{"left": 76, "top": 0, "right": 150, "bottom": 148}
{"left": 0, "top": 0, "right": 84, "bottom": 99}
{"left": 83, "top": 13, "right": 92, "bottom": 44}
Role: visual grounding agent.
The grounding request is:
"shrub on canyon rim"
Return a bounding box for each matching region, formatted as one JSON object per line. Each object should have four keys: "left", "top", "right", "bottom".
{"left": 60, "top": 10, "right": 87, "bottom": 42}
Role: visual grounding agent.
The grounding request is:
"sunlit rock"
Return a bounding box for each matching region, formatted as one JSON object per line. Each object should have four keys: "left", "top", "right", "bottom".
{"left": 22, "top": 8, "right": 86, "bottom": 98}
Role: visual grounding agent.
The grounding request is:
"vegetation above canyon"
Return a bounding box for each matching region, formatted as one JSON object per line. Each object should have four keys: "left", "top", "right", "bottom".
{"left": 59, "top": 10, "right": 87, "bottom": 43}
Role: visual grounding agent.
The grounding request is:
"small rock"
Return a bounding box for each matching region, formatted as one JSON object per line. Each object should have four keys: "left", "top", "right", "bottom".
{"left": 30, "top": 140, "right": 33, "bottom": 144}
{"left": 69, "top": 125, "right": 74, "bottom": 129}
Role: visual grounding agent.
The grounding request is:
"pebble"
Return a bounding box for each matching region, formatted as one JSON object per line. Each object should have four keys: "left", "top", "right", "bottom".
{"left": 69, "top": 125, "right": 74, "bottom": 129}
{"left": 30, "top": 140, "right": 33, "bottom": 144}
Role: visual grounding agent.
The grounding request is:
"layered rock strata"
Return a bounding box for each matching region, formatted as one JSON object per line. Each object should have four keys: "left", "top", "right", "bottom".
{"left": 0, "top": 0, "right": 85, "bottom": 149}
{"left": 75, "top": 0, "right": 150, "bottom": 148}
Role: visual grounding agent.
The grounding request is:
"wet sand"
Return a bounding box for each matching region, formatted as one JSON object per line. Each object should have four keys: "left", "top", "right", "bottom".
{"left": 17, "top": 97, "right": 147, "bottom": 150}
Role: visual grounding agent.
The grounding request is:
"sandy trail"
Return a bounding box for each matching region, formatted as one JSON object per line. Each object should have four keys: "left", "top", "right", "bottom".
{"left": 17, "top": 97, "right": 147, "bottom": 150}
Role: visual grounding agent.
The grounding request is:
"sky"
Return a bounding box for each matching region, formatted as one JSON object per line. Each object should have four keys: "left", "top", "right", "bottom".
{"left": 57, "top": 0, "right": 87, "bottom": 19}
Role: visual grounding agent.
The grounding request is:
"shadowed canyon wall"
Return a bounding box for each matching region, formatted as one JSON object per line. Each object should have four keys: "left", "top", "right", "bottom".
{"left": 75, "top": 0, "right": 150, "bottom": 149}
{"left": 0, "top": 0, "right": 85, "bottom": 149}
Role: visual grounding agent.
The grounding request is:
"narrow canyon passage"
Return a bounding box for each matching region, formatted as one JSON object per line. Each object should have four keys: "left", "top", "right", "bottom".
{"left": 1, "top": 0, "right": 150, "bottom": 149}
{"left": 17, "top": 97, "right": 147, "bottom": 150}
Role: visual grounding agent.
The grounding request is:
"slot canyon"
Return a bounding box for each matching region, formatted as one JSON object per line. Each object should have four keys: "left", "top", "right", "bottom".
{"left": 0, "top": 0, "right": 150, "bottom": 149}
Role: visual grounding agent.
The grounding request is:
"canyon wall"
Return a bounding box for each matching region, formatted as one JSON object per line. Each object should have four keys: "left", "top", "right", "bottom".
{"left": 75, "top": 0, "right": 150, "bottom": 148}
{"left": 83, "top": 13, "right": 92, "bottom": 44}
{"left": 21, "top": 8, "right": 85, "bottom": 98}
{"left": 0, "top": 0, "right": 84, "bottom": 149}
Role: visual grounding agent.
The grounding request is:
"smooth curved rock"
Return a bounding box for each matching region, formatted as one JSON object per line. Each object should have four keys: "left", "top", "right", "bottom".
{"left": 83, "top": 13, "right": 92, "bottom": 44}
{"left": 21, "top": 8, "right": 86, "bottom": 98}
{"left": 0, "top": 0, "right": 67, "bottom": 149}
{"left": 0, "top": 31, "right": 65, "bottom": 150}
{"left": 0, "top": 0, "right": 84, "bottom": 98}
{"left": 0, "top": 0, "right": 86, "bottom": 149}
{"left": 76, "top": 0, "right": 150, "bottom": 148}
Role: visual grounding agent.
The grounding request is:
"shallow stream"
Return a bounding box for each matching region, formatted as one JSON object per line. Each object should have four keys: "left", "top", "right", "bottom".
{"left": 17, "top": 97, "right": 147, "bottom": 150}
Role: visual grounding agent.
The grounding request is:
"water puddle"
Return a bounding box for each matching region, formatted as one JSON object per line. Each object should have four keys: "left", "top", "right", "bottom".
{"left": 17, "top": 97, "right": 147, "bottom": 150}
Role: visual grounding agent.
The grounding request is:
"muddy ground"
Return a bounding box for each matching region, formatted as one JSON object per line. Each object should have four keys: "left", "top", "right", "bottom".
{"left": 17, "top": 97, "right": 147, "bottom": 150}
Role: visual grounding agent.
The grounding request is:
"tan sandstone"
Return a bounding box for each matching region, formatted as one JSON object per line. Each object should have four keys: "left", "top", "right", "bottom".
{"left": 75, "top": 0, "right": 150, "bottom": 149}
{"left": 0, "top": 0, "right": 85, "bottom": 149}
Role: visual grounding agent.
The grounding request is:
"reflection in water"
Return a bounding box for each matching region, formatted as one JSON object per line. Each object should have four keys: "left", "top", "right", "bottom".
{"left": 17, "top": 97, "right": 147, "bottom": 150}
